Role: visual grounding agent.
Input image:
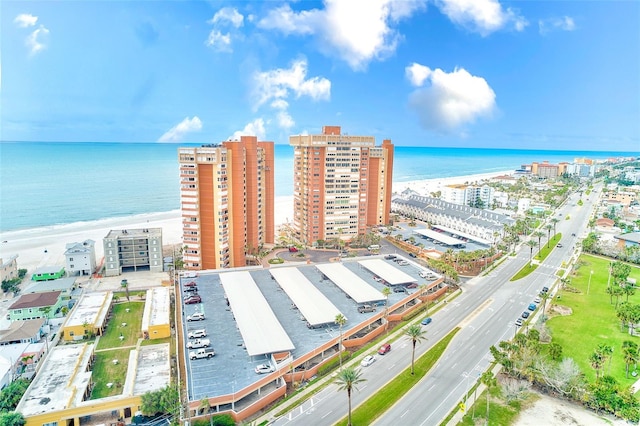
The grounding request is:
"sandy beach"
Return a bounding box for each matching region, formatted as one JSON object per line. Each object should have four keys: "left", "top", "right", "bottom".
{"left": 0, "top": 171, "right": 513, "bottom": 273}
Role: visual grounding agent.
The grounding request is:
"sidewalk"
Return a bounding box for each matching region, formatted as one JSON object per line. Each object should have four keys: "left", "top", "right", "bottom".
{"left": 253, "top": 289, "right": 462, "bottom": 425}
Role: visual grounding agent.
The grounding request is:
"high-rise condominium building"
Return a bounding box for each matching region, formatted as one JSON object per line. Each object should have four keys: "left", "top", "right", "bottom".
{"left": 178, "top": 137, "right": 274, "bottom": 270}
{"left": 290, "top": 126, "right": 394, "bottom": 246}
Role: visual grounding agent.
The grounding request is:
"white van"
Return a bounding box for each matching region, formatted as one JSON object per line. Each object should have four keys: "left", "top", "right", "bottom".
{"left": 367, "top": 245, "right": 381, "bottom": 251}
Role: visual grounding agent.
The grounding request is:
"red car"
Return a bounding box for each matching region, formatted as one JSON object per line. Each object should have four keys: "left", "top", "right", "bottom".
{"left": 184, "top": 295, "right": 202, "bottom": 305}
{"left": 184, "top": 281, "right": 197, "bottom": 287}
{"left": 288, "top": 246, "right": 298, "bottom": 252}
{"left": 378, "top": 343, "right": 391, "bottom": 355}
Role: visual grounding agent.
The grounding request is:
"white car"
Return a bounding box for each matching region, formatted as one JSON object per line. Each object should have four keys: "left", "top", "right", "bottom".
{"left": 255, "top": 364, "right": 275, "bottom": 374}
{"left": 187, "top": 312, "right": 205, "bottom": 322}
{"left": 188, "top": 329, "right": 207, "bottom": 339}
{"left": 186, "top": 338, "right": 211, "bottom": 349}
{"left": 360, "top": 355, "right": 375, "bottom": 367}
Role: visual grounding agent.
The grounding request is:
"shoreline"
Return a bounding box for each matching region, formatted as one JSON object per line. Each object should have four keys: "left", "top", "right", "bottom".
{"left": 0, "top": 171, "right": 514, "bottom": 272}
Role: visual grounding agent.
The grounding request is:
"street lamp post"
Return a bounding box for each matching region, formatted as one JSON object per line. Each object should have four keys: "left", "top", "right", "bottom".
{"left": 588, "top": 270, "right": 594, "bottom": 295}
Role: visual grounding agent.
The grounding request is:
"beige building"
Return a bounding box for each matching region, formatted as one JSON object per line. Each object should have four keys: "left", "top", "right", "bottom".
{"left": 290, "top": 126, "right": 394, "bottom": 245}
{"left": 103, "top": 228, "right": 163, "bottom": 277}
{"left": 1, "top": 255, "right": 19, "bottom": 283}
{"left": 178, "top": 137, "right": 275, "bottom": 270}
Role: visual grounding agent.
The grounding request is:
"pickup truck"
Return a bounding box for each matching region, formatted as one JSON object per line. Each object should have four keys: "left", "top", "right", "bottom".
{"left": 186, "top": 338, "right": 211, "bottom": 349}
{"left": 358, "top": 304, "right": 376, "bottom": 313}
{"left": 189, "top": 348, "right": 215, "bottom": 360}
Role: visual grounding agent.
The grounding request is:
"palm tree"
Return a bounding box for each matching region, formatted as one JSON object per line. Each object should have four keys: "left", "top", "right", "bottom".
{"left": 480, "top": 371, "right": 497, "bottom": 422}
{"left": 597, "top": 343, "right": 614, "bottom": 375}
{"left": 533, "top": 231, "right": 545, "bottom": 253}
{"left": 589, "top": 350, "right": 604, "bottom": 381}
{"left": 548, "top": 342, "right": 563, "bottom": 361}
{"left": 550, "top": 218, "right": 560, "bottom": 236}
{"left": 544, "top": 224, "right": 553, "bottom": 247}
{"left": 335, "top": 367, "right": 366, "bottom": 426}
{"left": 525, "top": 240, "right": 537, "bottom": 267}
{"left": 623, "top": 341, "right": 639, "bottom": 378}
{"left": 335, "top": 313, "right": 347, "bottom": 369}
{"left": 382, "top": 286, "right": 391, "bottom": 332}
{"left": 404, "top": 324, "right": 427, "bottom": 375}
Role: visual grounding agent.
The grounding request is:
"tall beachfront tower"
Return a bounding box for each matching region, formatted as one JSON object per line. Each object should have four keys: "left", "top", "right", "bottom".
{"left": 178, "top": 137, "right": 274, "bottom": 270}
{"left": 290, "top": 125, "right": 394, "bottom": 246}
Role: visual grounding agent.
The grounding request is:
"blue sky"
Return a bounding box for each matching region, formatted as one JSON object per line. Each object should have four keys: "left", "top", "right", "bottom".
{"left": 2, "top": 0, "right": 639, "bottom": 150}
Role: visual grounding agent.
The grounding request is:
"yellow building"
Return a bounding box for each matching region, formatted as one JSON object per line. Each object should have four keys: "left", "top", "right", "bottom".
{"left": 141, "top": 287, "right": 171, "bottom": 339}
{"left": 62, "top": 292, "right": 112, "bottom": 341}
{"left": 17, "top": 343, "right": 171, "bottom": 426}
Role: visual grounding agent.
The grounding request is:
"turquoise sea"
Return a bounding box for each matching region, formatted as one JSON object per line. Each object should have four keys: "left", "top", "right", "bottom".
{"left": 0, "top": 142, "right": 637, "bottom": 232}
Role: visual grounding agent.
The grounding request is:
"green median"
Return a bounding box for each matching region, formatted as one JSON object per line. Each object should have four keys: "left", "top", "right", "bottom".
{"left": 336, "top": 327, "right": 460, "bottom": 426}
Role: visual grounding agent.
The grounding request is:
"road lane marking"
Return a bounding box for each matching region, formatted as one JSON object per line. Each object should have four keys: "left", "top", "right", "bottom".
{"left": 321, "top": 411, "right": 333, "bottom": 419}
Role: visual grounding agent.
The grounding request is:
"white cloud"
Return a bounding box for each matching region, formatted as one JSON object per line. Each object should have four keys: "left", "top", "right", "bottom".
{"left": 253, "top": 59, "right": 330, "bottom": 108}
{"left": 205, "top": 7, "right": 244, "bottom": 52}
{"left": 276, "top": 111, "right": 295, "bottom": 130}
{"left": 539, "top": 16, "right": 576, "bottom": 35}
{"left": 158, "top": 116, "right": 202, "bottom": 142}
{"left": 26, "top": 25, "right": 50, "bottom": 55}
{"left": 14, "top": 13, "right": 38, "bottom": 27}
{"left": 209, "top": 7, "right": 244, "bottom": 28}
{"left": 229, "top": 118, "right": 267, "bottom": 141}
{"left": 405, "top": 62, "right": 432, "bottom": 87}
{"left": 434, "top": 0, "right": 527, "bottom": 36}
{"left": 206, "top": 30, "right": 232, "bottom": 52}
{"left": 407, "top": 65, "right": 496, "bottom": 132}
{"left": 258, "top": 0, "right": 426, "bottom": 70}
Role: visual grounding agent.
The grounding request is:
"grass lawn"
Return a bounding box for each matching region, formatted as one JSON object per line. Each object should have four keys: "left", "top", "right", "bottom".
{"left": 547, "top": 254, "right": 640, "bottom": 385}
{"left": 535, "top": 233, "right": 562, "bottom": 261}
{"left": 90, "top": 348, "right": 131, "bottom": 399}
{"left": 336, "top": 328, "right": 460, "bottom": 426}
{"left": 96, "top": 301, "right": 144, "bottom": 350}
{"left": 459, "top": 388, "right": 529, "bottom": 426}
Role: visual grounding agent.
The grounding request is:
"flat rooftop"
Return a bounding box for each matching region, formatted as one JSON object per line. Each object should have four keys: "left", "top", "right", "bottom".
{"left": 128, "top": 343, "right": 171, "bottom": 395}
{"left": 18, "top": 343, "right": 94, "bottom": 416}
{"left": 430, "top": 224, "right": 491, "bottom": 245}
{"left": 413, "top": 228, "right": 466, "bottom": 246}
{"left": 142, "top": 287, "right": 170, "bottom": 331}
{"left": 316, "top": 263, "right": 385, "bottom": 304}
{"left": 181, "top": 256, "right": 444, "bottom": 401}
{"left": 105, "top": 228, "right": 162, "bottom": 239}
{"left": 65, "top": 292, "right": 112, "bottom": 328}
{"left": 358, "top": 259, "right": 416, "bottom": 285}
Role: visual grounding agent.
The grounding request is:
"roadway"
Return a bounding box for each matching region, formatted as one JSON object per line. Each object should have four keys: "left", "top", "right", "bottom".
{"left": 270, "top": 184, "right": 601, "bottom": 426}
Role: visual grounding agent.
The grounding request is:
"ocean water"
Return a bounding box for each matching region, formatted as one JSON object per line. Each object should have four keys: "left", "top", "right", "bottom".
{"left": 0, "top": 142, "right": 636, "bottom": 232}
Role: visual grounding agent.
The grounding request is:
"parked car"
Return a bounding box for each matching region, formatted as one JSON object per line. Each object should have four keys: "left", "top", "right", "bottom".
{"left": 184, "top": 286, "right": 198, "bottom": 293}
{"left": 184, "top": 281, "right": 197, "bottom": 287}
{"left": 255, "top": 364, "right": 275, "bottom": 374}
{"left": 393, "top": 286, "right": 406, "bottom": 293}
{"left": 541, "top": 286, "right": 549, "bottom": 293}
{"left": 406, "top": 283, "right": 418, "bottom": 289}
{"left": 186, "top": 338, "right": 211, "bottom": 349}
{"left": 409, "top": 253, "right": 417, "bottom": 258}
{"left": 419, "top": 271, "right": 428, "bottom": 278}
{"left": 188, "top": 329, "right": 207, "bottom": 339}
{"left": 360, "top": 355, "right": 376, "bottom": 367}
{"left": 184, "top": 295, "right": 202, "bottom": 304}
{"left": 183, "top": 272, "right": 198, "bottom": 279}
{"left": 378, "top": 343, "right": 391, "bottom": 355}
{"left": 384, "top": 254, "right": 397, "bottom": 260}
{"left": 398, "top": 260, "right": 409, "bottom": 266}
{"left": 528, "top": 303, "right": 537, "bottom": 311}
{"left": 515, "top": 318, "right": 523, "bottom": 326}
{"left": 187, "top": 312, "right": 205, "bottom": 322}
{"left": 358, "top": 304, "right": 376, "bottom": 313}
{"left": 421, "top": 317, "right": 432, "bottom": 325}
{"left": 189, "top": 348, "right": 215, "bottom": 360}
{"left": 521, "top": 311, "right": 530, "bottom": 319}
{"left": 534, "top": 296, "right": 541, "bottom": 303}
{"left": 184, "top": 292, "right": 199, "bottom": 301}
{"left": 288, "top": 246, "right": 298, "bottom": 252}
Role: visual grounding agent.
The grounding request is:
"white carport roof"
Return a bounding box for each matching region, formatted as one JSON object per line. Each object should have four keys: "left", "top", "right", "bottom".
{"left": 316, "top": 263, "right": 385, "bottom": 304}
{"left": 358, "top": 259, "right": 417, "bottom": 285}
{"left": 430, "top": 224, "right": 491, "bottom": 245}
{"left": 414, "top": 228, "right": 465, "bottom": 246}
{"left": 270, "top": 268, "right": 343, "bottom": 326}
{"left": 220, "top": 271, "right": 295, "bottom": 357}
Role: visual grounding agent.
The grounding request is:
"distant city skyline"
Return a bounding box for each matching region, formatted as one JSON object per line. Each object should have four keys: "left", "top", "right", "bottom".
{"left": 2, "top": 1, "right": 639, "bottom": 151}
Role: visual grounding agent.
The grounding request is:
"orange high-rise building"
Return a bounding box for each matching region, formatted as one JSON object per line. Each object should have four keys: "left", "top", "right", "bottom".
{"left": 178, "top": 136, "right": 274, "bottom": 270}
{"left": 290, "top": 126, "right": 394, "bottom": 246}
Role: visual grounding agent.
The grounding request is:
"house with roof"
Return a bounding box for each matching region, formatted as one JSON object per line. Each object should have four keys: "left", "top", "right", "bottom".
{"left": 615, "top": 232, "right": 640, "bottom": 250}
{"left": 64, "top": 240, "right": 97, "bottom": 276}
{"left": 62, "top": 292, "right": 112, "bottom": 341}
{"left": 1, "top": 255, "right": 19, "bottom": 283}
{"left": 22, "top": 276, "right": 79, "bottom": 302}
{"left": 8, "top": 291, "right": 64, "bottom": 321}
{"left": 0, "top": 318, "right": 45, "bottom": 346}
{"left": 31, "top": 266, "right": 65, "bottom": 281}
